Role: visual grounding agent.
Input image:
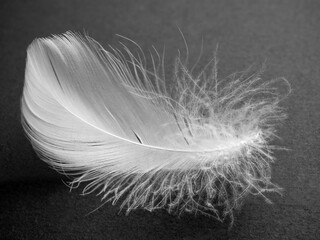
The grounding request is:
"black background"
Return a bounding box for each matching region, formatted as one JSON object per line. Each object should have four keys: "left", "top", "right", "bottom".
{"left": 0, "top": 0, "right": 320, "bottom": 239}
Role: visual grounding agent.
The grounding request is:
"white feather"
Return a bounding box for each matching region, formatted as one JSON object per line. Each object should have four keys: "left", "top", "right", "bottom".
{"left": 21, "top": 32, "right": 290, "bottom": 220}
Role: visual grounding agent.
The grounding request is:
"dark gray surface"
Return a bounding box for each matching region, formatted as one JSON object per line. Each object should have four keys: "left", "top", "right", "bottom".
{"left": 1, "top": 0, "right": 320, "bottom": 239}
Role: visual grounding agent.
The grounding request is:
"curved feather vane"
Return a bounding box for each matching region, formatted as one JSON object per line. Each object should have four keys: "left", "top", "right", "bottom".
{"left": 21, "top": 32, "right": 290, "bottom": 220}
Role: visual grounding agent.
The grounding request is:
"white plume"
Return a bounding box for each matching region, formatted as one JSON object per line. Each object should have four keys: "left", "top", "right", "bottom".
{"left": 21, "top": 32, "right": 290, "bottom": 221}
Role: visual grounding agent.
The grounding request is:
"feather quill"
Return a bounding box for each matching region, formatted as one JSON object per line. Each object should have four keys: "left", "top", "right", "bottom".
{"left": 21, "top": 32, "right": 290, "bottom": 220}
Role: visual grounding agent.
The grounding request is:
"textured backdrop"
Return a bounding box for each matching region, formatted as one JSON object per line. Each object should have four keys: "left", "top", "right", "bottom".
{"left": 0, "top": 0, "right": 320, "bottom": 239}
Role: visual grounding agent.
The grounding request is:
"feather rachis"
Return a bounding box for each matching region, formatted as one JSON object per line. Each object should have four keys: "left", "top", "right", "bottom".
{"left": 21, "top": 32, "right": 290, "bottom": 221}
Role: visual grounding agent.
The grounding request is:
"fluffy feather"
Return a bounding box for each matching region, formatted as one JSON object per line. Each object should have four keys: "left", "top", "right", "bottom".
{"left": 21, "top": 32, "right": 290, "bottom": 221}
